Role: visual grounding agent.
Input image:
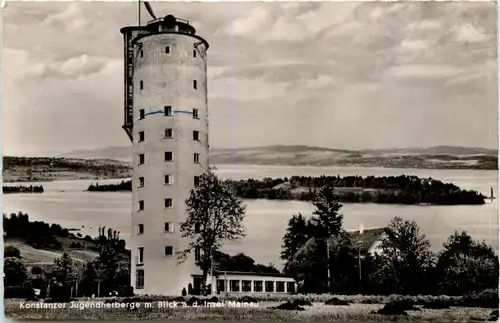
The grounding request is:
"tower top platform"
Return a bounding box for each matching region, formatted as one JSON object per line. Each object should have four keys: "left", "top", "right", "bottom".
{"left": 121, "top": 14, "right": 196, "bottom": 36}
{"left": 120, "top": 14, "right": 208, "bottom": 49}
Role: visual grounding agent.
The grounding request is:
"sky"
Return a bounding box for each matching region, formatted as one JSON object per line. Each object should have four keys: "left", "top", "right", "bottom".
{"left": 2, "top": 0, "right": 498, "bottom": 156}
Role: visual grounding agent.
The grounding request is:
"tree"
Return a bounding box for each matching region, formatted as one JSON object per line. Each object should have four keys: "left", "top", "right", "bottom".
{"left": 327, "top": 232, "right": 362, "bottom": 294}
{"left": 4, "top": 257, "right": 27, "bottom": 287}
{"left": 285, "top": 238, "right": 328, "bottom": 293}
{"left": 310, "top": 185, "right": 343, "bottom": 238}
{"left": 309, "top": 185, "right": 344, "bottom": 291}
{"left": 4, "top": 246, "right": 21, "bottom": 259}
{"left": 72, "top": 262, "right": 85, "bottom": 297}
{"left": 115, "top": 261, "right": 131, "bottom": 288}
{"left": 436, "top": 231, "right": 499, "bottom": 295}
{"left": 376, "top": 217, "right": 434, "bottom": 295}
{"left": 281, "top": 214, "right": 313, "bottom": 275}
{"left": 52, "top": 252, "right": 78, "bottom": 300}
{"left": 179, "top": 171, "right": 246, "bottom": 295}
{"left": 94, "top": 261, "right": 107, "bottom": 297}
{"left": 79, "top": 260, "right": 97, "bottom": 297}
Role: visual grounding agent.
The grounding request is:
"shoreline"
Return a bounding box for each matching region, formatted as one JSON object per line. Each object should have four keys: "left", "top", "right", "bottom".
{"left": 3, "top": 163, "right": 498, "bottom": 184}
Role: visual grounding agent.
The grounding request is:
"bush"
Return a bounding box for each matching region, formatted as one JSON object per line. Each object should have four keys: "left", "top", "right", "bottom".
{"left": 69, "top": 242, "right": 83, "bottom": 249}
{"left": 4, "top": 286, "right": 34, "bottom": 299}
{"left": 4, "top": 246, "right": 21, "bottom": 259}
{"left": 120, "top": 286, "right": 134, "bottom": 297}
{"left": 460, "top": 289, "right": 499, "bottom": 308}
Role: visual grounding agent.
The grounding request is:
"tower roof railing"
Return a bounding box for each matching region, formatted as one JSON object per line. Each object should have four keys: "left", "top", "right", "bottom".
{"left": 147, "top": 16, "right": 191, "bottom": 26}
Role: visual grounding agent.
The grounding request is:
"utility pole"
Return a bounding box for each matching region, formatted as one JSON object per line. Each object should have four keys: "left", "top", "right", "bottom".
{"left": 326, "top": 239, "right": 330, "bottom": 292}
{"left": 358, "top": 222, "right": 364, "bottom": 294}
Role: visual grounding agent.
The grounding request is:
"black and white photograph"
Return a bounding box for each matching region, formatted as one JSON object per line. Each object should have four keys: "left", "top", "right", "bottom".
{"left": 2, "top": 0, "right": 499, "bottom": 321}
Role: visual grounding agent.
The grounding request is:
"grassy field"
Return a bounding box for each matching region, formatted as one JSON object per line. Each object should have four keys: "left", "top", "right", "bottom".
{"left": 4, "top": 238, "right": 129, "bottom": 266}
{"left": 4, "top": 299, "right": 495, "bottom": 321}
{"left": 4, "top": 241, "right": 97, "bottom": 264}
{"left": 73, "top": 293, "right": 465, "bottom": 304}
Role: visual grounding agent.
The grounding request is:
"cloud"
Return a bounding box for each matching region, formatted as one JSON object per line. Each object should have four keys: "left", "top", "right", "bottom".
{"left": 409, "top": 20, "right": 442, "bottom": 31}
{"left": 22, "top": 55, "right": 110, "bottom": 80}
{"left": 399, "top": 39, "right": 428, "bottom": 51}
{"left": 41, "top": 3, "right": 89, "bottom": 31}
{"left": 385, "top": 64, "right": 462, "bottom": 79}
{"left": 209, "top": 77, "right": 289, "bottom": 102}
{"left": 262, "top": 16, "right": 311, "bottom": 42}
{"left": 2, "top": 1, "right": 497, "bottom": 155}
{"left": 455, "top": 23, "right": 491, "bottom": 43}
{"left": 224, "top": 5, "right": 274, "bottom": 36}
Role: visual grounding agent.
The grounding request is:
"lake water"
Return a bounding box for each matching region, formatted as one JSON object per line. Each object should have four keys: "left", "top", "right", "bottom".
{"left": 3, "top": 165, "right": 499, "bottom": 269}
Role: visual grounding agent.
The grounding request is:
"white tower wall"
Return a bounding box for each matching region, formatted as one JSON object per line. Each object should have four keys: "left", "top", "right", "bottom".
{"left": 126, "top": 22, "right": 209, "bottom": 296}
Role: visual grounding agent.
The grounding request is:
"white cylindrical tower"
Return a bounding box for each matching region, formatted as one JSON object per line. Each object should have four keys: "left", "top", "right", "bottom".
{"left": 120, "top": 15, "right": 209, "bottom": 296}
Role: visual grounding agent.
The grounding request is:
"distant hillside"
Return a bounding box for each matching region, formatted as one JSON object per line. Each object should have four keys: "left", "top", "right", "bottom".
{"left": 58, "top": 146, "right": 133, "bottom": 162}
{"left": 2, "top": 156, "right": 131, "bottom": 183}
{"left": 2, "top": 145, "right": 495, "bottom": 183}
{"left": 59, "top": 145, "right": 498, "bottom": 170}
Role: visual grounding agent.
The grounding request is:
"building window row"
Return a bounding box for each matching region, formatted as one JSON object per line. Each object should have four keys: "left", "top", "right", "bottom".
{"left": 136, "top": 175, "right": 199, "bottom": 209}
{"left": 137, "top": 175, "right": 173, "bottom": 188}
{"left": 138, "top": 108, "right": 199, "bottom": 120}
{"left": 215, "top": 280, "right": 295, "bottom": 293}
{"left": 136, "top": 129, "right": 201, "bottom": 142}
{"left": 138, "top": 79, "right": 198, "bottom": 91}
{"left": 137, "top": 152, "right": 202, "bottom": 165}
{"left": 137, "top": 198, "right": 172, "bottom": 210}
{"left": 140, "top": 46, "right": 198, "bottom": 58}
{"left": 137, "top": 222, "right": 174, "bottom": 235}
{"left": 135, "top": 244, "right": 175, "bottom": 268}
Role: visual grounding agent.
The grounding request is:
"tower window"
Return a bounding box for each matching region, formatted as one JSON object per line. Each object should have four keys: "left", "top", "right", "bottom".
{"left": 193, "top": 49, "right": 197, "bottom": 58}
{"left": 138, "top": 247, "right": 144, "bottom": 263}
{"left": 195, "top": 246, "right": 201, "bottom": 262}
{"left": 165, "top": 128, "right": 173, "bottom": 138}
{"left": 139, "top": 109, "right": 145, "bottom": 120}
{"left": 164, "top": 222, "right": 174, "bottom": 232}
{"left": 164, "top": 175, "right": 172, "bottom": 185}
{"left": 165, "top": 151, "right": 173, "bottom": 161}
{"left": 194, "top": 153, "right": 200, "bottom": 164}
{"left": 194, "top": 223, "right": 201, "bottom": 233}
{"left": 140, "top": 80, "right": 143, "bottom": 90}
{"left": 164, "top": 106, "right": 172, "bottom": 116}
{"left": 194, "top": 176, "right": 200, "bottom": 186}
{"left": 138, "top": 177, "right": 144, "bottom": 188}
{"left": 164, "top": 246, "right": 173, "bottom": 256}
{"left": 193, "top": 109, "right": 199, "bottom": 119}
{"left": 138, "top": 154, "right": 145, "bottom": 165}
{"left": 193, "top": 131, "right": 199, "bottom": 141}
{"left": 138, "top": 200, "right": 144, "bottom": 211}
{"left": 139, "top": 131, "right": 145, "bottom": 142}
{"left": 165, "top": 46, "right": 170, "bottom": 54}
{"left": 137, "top": 224, "right": 144, "bottom": 235}
{"left": 136, "top": 269, "right": 144, "bottom": 289}
{"left": 164, "top": 198, "right": 173, "bottom": 208}
{"left": 193, "top": 80, "right": 197, "bottom": 90}
{"left": 140, "top": 50, "right": 143, "bottom": 58}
